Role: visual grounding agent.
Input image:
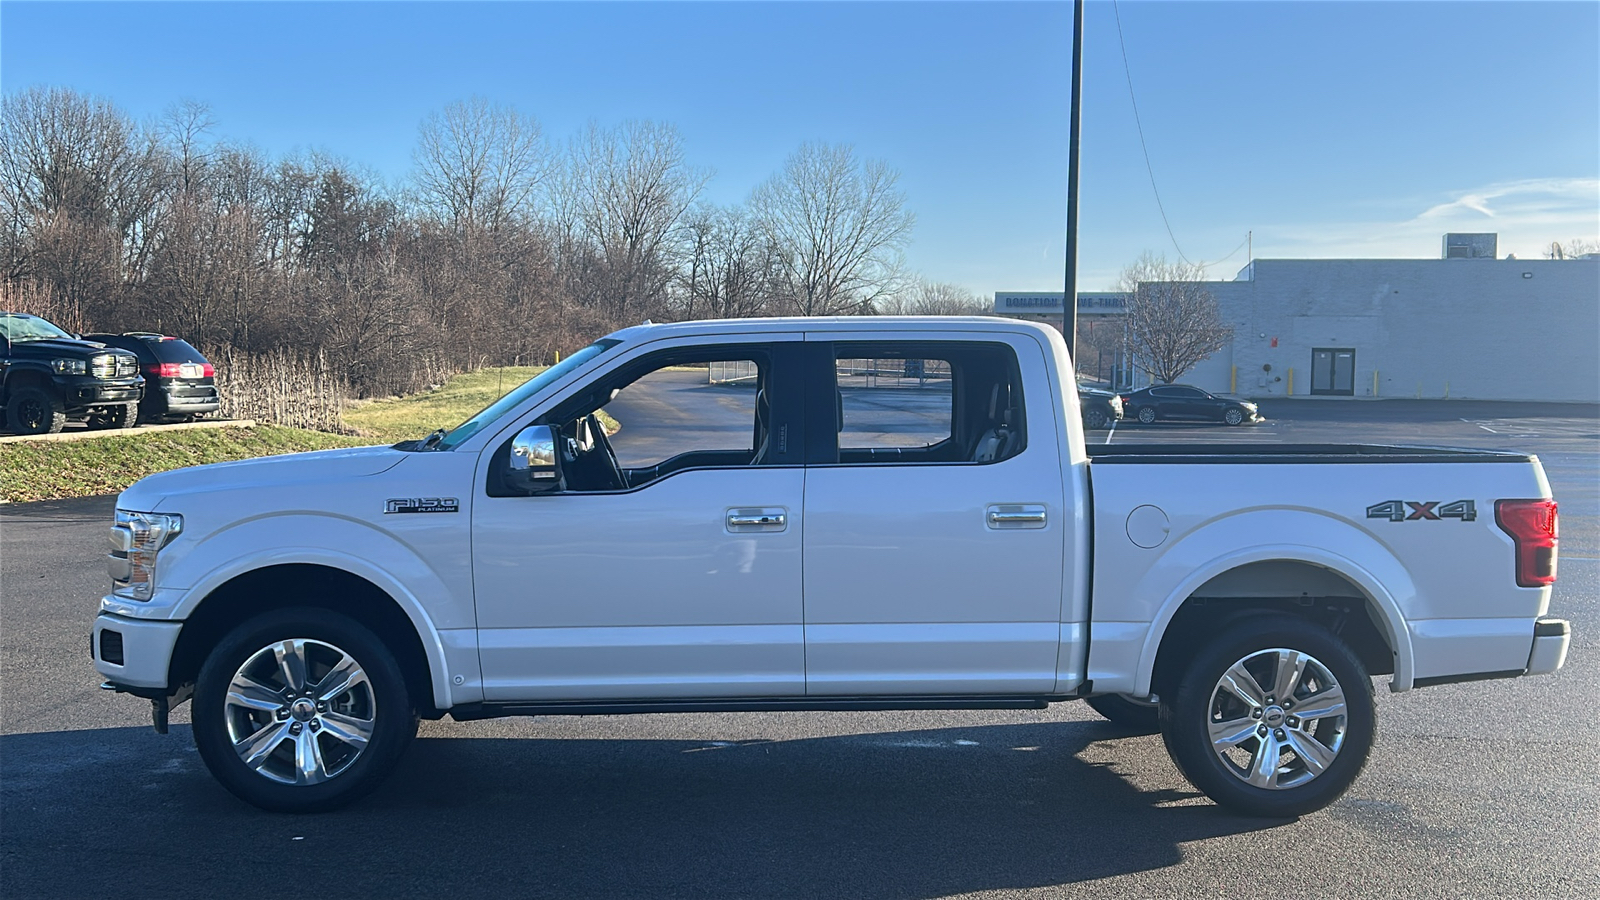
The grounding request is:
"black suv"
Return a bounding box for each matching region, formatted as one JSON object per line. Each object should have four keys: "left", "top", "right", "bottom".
{"left": 1, "top": 312, "right": 144, "bottom": 434}
{"left": 84, "top": 333, "right": 220, "bottom": 423}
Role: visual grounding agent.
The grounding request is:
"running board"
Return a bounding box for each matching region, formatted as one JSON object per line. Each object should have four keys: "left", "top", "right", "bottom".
{"left": 449, "top": 694, "right": 1083, "bottom": 720}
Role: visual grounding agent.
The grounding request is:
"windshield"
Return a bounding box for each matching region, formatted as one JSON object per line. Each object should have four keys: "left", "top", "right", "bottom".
{"left": 0, "top": 314, "right": 73, "bottom": 343}
{"left": 434, "top": 339, "right": 620, "bottom": 450}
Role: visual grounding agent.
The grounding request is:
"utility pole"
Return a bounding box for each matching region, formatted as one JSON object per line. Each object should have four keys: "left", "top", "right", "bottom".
{"left": 1063, "top": 0, "right": 1085, "bottom": 365}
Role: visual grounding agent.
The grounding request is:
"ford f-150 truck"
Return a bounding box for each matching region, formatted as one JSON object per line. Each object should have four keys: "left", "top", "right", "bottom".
{"left": 91, "top": 317, "right": 1571, "bottom": 816}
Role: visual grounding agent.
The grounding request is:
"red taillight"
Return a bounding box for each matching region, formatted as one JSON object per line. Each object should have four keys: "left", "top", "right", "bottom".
{"left": 146, "top": 363, "right": 182, "bottom": 377}
{"left": 1495, "top": 499, "right": 1558, "bottom": 588}
{"left": 200, "top": 362, "right": 214, "bottom": 376}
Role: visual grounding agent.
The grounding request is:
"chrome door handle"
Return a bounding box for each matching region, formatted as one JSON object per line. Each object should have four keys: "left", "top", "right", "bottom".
{"left": 986, "top": 504, "right": 1048, "bottom": 529}
{"left": 727, "top": 508, "right": 787, "bottom": 531}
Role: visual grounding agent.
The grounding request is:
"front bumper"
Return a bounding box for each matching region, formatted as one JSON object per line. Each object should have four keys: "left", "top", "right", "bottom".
{"left": 92, "top": 613, "right": 181, "bottom": 690}
{"left": 60, "top": 374, "right": 144, "bottom": 408}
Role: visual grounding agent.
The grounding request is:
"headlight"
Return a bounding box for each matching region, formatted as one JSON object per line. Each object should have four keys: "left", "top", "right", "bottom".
{"left": 51, "top": 358, "right": 87, "bottom": 375}
{"left": 109, "top": 510, "right": 183, "bottom": 600}
{"left": 90, "top": 354, "right": 117, "bottom": 378}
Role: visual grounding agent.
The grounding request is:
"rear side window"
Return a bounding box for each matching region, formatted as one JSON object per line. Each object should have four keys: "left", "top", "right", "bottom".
{"left": 826, "top": 341, "right": 1025, "bottom": 465}
{"left": 836, "top": 356, "right": 953, "bottom": 451}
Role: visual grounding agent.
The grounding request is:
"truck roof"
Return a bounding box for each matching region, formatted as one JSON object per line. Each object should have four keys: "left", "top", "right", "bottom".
{"left": 603, "top": 315, "right": 1062, "bottom": 344}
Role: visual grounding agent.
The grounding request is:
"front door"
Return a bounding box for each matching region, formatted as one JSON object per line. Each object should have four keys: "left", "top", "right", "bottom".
{"left": 801, "top": 336, "right": 1069, "bottom": 696}
{"left": 472, "top": 339, "right": 808, "bottom": 701}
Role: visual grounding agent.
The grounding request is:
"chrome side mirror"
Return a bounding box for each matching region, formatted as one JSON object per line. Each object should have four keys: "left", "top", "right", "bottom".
{"left": 506, "top": 424, "right": 563, "bottom": 495}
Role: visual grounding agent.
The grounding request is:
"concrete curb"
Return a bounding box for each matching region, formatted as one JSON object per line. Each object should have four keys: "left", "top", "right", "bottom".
{"left": 0, "top": 419, "right": 256, "bottom": 444}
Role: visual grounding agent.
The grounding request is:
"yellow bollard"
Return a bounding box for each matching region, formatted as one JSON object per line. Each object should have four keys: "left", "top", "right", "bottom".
{"left": 555, "top": 350, "right": 561, "bottom": 364}
{"left": 1287, "top": 368, "right": 1293, "bottom": 396}
{"left": 1373, "top": 370, "right": 1379, "bottom": 397}
{"left": 1231, "top": 366, "right": 1237, "bottom": 394}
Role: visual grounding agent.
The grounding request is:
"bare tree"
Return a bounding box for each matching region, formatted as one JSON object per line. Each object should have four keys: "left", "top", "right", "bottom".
{"left": 678, "top": 203, "right": 779, "bottom": 320}
{"left": 413, "top": 97, "right": 545, "bottom": 233}
{"left": 879, "top": 279, "right": 988, "bottom": 316}
{"left": 0, "top": 86, "right": 163, "bottom": 318}
{"left": 751, "top": 142, "right": 913, "bottom": 316}
{"left": 1546, "top": 239, "right": 1600, "bottom": 260}
{"left": 1117, "top": 252, "right": 1231, "bottom": 384}
{"left": 560, "top": 120, "right": 707, "bottom": 323}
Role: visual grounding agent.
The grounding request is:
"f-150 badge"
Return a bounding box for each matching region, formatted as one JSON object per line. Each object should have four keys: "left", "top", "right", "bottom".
{"left": 385, "top": 497, "right": 460, "bottom": 514}
{"left": 1366, "top": 499, "right": 1475, "bottom": 522}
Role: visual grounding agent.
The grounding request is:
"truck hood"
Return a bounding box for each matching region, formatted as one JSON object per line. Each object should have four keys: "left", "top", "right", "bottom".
{"left": 116, "top": 444, "right": 407, "bottom": 511}
{"left": 8, "top": 337, "right": 122, "bottom": 358}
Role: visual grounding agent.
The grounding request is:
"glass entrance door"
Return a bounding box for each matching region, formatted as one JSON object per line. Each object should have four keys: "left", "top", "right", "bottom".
{"left": 1311, "top": 348, "right": 1355, "bottom": 395}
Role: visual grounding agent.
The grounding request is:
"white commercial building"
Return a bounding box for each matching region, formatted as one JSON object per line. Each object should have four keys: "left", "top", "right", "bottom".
{"left": 997, "top": 235, "right": 1600, "bottom": 402}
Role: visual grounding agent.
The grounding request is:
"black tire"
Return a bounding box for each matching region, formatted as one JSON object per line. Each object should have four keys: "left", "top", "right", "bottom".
{"left": 87, "top": 402, "right": 138, "bottom": 430}
{"left": 1085, "top": 693, "right": 1161, "bottom": 734}
{"left": 1083, "top": 408, "right": 1108, "bottom": 430}
{"left": 5, "top": 384, "right": 66, "bottom": 435}
{"left": 1159, "top": 613, "right": 1375, "bottom": 818}
{"left": 1223, "top": 408, "right": 1244, "bottom": 426}
{"left": 1136, "top": 406, "right": 1157, "bottom": 424}
{"left": 192, "top": 607, "right": 418, "bottom": 813}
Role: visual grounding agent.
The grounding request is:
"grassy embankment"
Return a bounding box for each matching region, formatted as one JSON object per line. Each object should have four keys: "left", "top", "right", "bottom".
{"left": 0, "top": 366, "right": 610, "bottom": 503}
{"left": 0, "top": 426, "right": 370, "bottom": 503}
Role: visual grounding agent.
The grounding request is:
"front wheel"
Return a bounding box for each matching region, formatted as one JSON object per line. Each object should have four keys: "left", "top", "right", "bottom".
{"left": 1159, "top": 613, "right": 1375, "bottom": 817}
{"left": 6, "top": 385, "right": 66, "bottom": 435}
{"left": 1083, "top": 408, "right": 1108, "bottom": 430}
{"left": 1223, "top": 408, "right": 1245, "bottom": 426}
{"left": 1136, "top": 406, "right": 1157, "bottom": 424}
{"left": 192, "top": 608, "right": 417, "bottom": 812}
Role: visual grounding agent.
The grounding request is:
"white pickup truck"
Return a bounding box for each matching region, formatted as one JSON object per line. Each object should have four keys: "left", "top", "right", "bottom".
{"left": 92, "top": 317, "right": 1570, "bottom": 816}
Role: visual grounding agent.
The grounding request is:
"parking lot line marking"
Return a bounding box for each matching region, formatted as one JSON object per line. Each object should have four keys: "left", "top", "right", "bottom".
{"left": 1105, "top": 421, "right": 1117, "bottom": 444}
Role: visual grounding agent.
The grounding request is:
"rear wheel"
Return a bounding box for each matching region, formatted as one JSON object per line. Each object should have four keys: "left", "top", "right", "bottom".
{"left": 192, "top": 608, "right": 417, "bottom": 813}
{"left": 1160, "top": 613, "right": 1374, "bottom": 817}
{"left": 1083, "top": 407, "right": 1108, "bottom": 430}
{"left": 1085, "top": 693, "right": 1160, "bottom": 734}
{"left": 87, "top": 402, "right": 137, "bottom": 430}
{"left": 5, "top": 385, "right": 66, "bottom": 435}
{"left": 1136, "top": 406, "right": 1157, "bottom": 424}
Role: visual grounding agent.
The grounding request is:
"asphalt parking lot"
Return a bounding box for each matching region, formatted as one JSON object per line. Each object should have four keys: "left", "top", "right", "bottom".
{"left": 2, "top": 399, "right": 1596, "bottom": 898}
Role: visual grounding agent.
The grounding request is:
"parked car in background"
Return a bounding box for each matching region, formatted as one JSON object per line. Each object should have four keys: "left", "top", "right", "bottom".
{"left": 1078, "top": 385, "right": 1123, "bottom": 430}
{"left": 1122, "top": 384, "right": 1261, "bottom": 426}
{"left": 1, "top": 312, "right": 143, "bottom": 435}
{"left": 84, "top": 333, "right": 220, "bottom": 424}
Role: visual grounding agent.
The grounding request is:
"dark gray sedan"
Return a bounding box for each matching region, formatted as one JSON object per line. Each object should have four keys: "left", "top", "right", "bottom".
{"left": 1122, "top": 384, "right": 1261, "bottom": 426}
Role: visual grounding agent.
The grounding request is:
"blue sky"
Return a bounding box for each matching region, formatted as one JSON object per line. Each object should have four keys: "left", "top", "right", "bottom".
{"left": 3, "top": 1, "right": 1596, "bottom": 294}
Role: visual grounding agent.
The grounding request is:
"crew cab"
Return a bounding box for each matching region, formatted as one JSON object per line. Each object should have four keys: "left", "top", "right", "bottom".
{"left": 91, "top": 317, "right": 1571, "bottom": 816}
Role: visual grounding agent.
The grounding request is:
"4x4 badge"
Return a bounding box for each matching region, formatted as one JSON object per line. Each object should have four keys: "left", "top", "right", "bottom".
{"left": 1366, "top": 499, "right": 1475, "bottom": 522}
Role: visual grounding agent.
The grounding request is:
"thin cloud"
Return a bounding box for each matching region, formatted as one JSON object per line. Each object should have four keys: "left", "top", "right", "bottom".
{"left": 1262, "top": 177, "right": 1599, "bottom": 262}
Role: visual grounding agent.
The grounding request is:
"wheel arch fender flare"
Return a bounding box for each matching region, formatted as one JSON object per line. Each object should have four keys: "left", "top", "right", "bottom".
{"left": 176, "top": 543, "right": 461, "bottom": 710}
{"left": 1135, "top": 542, "right": 1416, "bottom": 697}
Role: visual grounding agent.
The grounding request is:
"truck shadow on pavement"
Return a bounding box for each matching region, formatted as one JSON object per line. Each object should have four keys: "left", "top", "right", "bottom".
{"left": 1, "top": 720, "right": 1283, "bottom": 899}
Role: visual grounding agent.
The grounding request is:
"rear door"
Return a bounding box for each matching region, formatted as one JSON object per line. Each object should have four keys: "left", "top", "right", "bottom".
{"left": 800, "top": 333, "right": 1069, "bottom": 695}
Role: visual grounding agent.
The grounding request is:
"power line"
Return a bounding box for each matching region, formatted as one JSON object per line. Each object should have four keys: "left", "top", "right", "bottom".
{"left": 1113, "top": 0, "right": 1192, "bottom": 266}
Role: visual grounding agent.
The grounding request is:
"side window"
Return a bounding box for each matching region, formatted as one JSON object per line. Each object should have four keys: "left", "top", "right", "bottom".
{"left": 830, "top": 341, "right": 1024, "bottom": 465}
{"left": 531, "top": 346, "right": 789, "bottom": 493}
{"left": 605, "top": 358, "right": 761, "bottom": 468}
{"left": 836, "top": 355, "right": 953, "bottom": 451}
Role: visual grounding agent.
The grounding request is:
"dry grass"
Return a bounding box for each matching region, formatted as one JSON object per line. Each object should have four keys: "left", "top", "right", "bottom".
{"left": 0, "top": 426, "right": 371, "bottom": 503}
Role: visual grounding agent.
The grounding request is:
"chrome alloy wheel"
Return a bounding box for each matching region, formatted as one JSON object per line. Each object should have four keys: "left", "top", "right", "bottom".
{"left": 1206, "top": 648, "right": 1347, "bottom": 790}
{"left": 224, "top": 638, "right": 376, "bottom": 785}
